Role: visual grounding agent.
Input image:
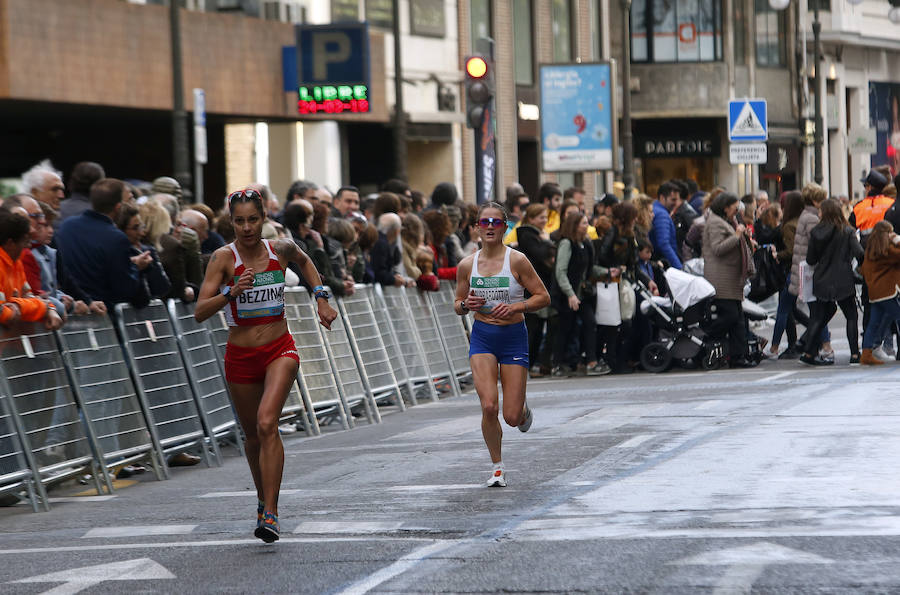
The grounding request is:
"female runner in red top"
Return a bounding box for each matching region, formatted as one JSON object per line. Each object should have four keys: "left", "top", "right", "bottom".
{"left": 195, "top": 189, "right": 337, "bottom": 543}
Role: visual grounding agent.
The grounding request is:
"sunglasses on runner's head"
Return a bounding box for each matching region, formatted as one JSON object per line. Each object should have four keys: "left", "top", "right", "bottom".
{"left": 228, "top": 189, "right": 263, "bottom": 203}
{"left": 478, "top": 217, "right": 506, "bottom": 229}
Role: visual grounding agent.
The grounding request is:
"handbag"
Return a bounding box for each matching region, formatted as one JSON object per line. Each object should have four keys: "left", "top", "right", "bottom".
{"left": 595, "top": 282, "right": 621, "bottom": 325}
{"left": 618, "top": 278, "right": 636, "bottom": 321}
{"left": 747, "top": 247, "right": 787, "bottom": 302}
{"left": 799, "top": 260, "right": 816, "bottom": 303}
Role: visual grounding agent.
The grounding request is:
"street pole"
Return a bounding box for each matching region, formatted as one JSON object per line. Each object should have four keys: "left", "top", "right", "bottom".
{"left": 392, "top": 0, "right": 408, "bottom": 181}
{"left": 621, "top": 0, "right": 635, "bottom": 200}
{"left": 170, "top": 0, "right": 192, "bottom": 197}
{"left": 812, "top": 0, "right": 823, "bottom": 184}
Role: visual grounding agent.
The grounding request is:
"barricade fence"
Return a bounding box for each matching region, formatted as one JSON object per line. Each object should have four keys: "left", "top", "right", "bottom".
{"left": 0, "top": 282, "right": 472, "bottom": 512}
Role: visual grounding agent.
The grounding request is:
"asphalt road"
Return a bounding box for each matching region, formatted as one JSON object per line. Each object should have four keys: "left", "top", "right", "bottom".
{"left": 2, "top": 350, "right": 900, "bottom": 593}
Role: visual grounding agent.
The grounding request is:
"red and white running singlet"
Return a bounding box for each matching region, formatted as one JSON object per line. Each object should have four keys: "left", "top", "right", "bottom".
{"left": 222, "top": 239, "right": 286, "bottom": 327}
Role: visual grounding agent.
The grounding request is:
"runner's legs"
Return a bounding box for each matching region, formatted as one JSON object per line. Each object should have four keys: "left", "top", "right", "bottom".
{"left": 499, "top": 363, "right": 528, "bottom": 427}
{"left": 471, "top": 353, "right": 502, "bottom": 464}
{"left": 257, "top": 356, "right": 299, "bottom": 515}
{"left": 227, "top": 381, "right": 265, "bottom": 502}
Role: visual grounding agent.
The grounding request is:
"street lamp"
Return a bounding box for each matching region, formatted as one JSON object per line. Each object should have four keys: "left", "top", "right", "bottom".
{"left": 621, "top": 0, "right": 635, "bottom": 200}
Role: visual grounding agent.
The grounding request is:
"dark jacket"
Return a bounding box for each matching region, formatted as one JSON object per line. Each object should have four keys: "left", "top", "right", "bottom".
{"left": 673, "top": 202, "right": 699, "bottom": 252}
{"left": 754, "top": 220, "right": 779, "bottom": 247}
{"left": 805, "top": 223, "right": 864, "bottom": 302}
{"left": 56, "top": 210, "right": 149, "bottom": 309}
{"left": 58, "top": 192, "right": 91, "bottom": 223}
{"left": 159, "top": 232, "right": 202, "bottom": 302}
{"left": 291, "top": 230, "right": 349, "bottom": 296}
{"left": 551, "top": 237, "right": 594, "bottom": 308}
{"left": 370, "top": 231, "right": 401, "bottom": 287}
{"left": 515, "top": 224, "right": 555, "bottom": 296}
{"left": 129, "top": 244, "right": 171, "bottom": 299}
{"left": 774, "top": 218, "right": 798, "bottom": 274}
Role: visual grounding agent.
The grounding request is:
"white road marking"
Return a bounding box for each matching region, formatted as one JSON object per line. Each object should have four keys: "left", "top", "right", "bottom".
{"left": 568, "top": 481, "right": 595, "bottom": 486}
{"left": 755, "top": 371, "right": 795, "bottom": 383}
{"left": 388, "top": 416, "right": 482, "bottom": 442}
{"left": 12, "top": 557, "right": 175, "bottom": 595}
{"left": 0, "top": 536, "right": 440, "bottom": 556}
{"left": 386, "top": 484, "right": 483, "bottom": 492}
{"left": 334, "top": 541, "right": 459, "bottom": 595}
{"left": 695, "top": 400, "right": 723, "bottom": 410}
{"left": 82, "top": 525, "right": 197, "bottom": 539}
{"left": 48, "top": 496, "right": 117, "bottom": 503}
{"left": 294, "top": 521, "right": 403, "bottom": 534}
{"left": 672, "top": 542, "right": 833, "bottom": 595}
{"left": 615, "top": 434, "right": 655, "bottom": 448}
{"left": 197, "top": 489, "right": 302, "bottom": 498}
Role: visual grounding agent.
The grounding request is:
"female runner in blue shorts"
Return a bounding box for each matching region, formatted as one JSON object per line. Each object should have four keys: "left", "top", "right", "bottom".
{"left": 195, "top": 189, "right": 337, "bottom": 542}
{"left": 454, "top": 202, "right": 550, "bottom": 487}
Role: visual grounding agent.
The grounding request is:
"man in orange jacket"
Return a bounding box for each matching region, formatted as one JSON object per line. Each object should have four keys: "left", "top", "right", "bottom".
{"left": 851, "top": 170, "right": 894, "bottom": 239}
{"left": 0, "top": 208, "right": 63, "bottom": 329}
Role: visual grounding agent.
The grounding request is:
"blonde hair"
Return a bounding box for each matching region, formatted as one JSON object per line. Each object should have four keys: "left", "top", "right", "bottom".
{"left": 138, "top": 201, "right": 172, "bottom": 250}
{"left": 633, "top": 194, "right": 655, "bottom": 230}
{"left": 801, "top": 182, "right": 827, "bottom": 206}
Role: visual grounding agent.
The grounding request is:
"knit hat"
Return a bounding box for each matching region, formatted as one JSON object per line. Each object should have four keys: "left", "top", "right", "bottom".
{"left": 151, "top": 176, "right": 182, "bottom": 201}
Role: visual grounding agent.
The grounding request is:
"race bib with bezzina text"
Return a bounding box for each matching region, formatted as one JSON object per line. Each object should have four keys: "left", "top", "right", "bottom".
{"left": 234, "top": 270, "right": 285, "bottom": 318}
{"left": 471, "top": 276, "right": 511, "bottom": 313}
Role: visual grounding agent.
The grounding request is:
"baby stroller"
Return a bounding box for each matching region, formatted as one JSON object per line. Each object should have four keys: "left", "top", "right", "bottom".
{"left": 637, "top": 268, "right": 726, "bottom": 372}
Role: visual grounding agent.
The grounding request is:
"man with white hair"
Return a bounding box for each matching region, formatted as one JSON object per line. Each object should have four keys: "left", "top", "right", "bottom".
{"left": 22, "top": 160, "right": 65, "bottom": 211}
{"left": 372, "top": 213, "right": 412, "bottom": 287}
{"left": 755, "top": 189, "right": 770, "bottom": 214}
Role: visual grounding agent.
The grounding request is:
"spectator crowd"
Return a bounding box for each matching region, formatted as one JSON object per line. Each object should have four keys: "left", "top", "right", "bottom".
{"left": 4, "top": 159, "right": 900, "bottom": 388}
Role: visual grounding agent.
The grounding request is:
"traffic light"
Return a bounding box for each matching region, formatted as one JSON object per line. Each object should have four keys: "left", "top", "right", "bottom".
{"left": 464, "top": 55, "right": 493, "bottom": 129}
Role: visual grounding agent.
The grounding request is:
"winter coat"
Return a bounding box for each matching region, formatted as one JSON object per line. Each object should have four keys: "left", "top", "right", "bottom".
{"left": 788, "top": 206, "right": 820, "bottom": 296}
{"left": 860, "top": 243, "right": 900, "bottom": 302}
{"left": 649, "top": 200, "right": 683, "bottom": 269}
{"left": 702, "top": 212, "right": 745, "bottom": 301}
{"left": 597, "top": 225, "right": 651, "bottom": 286}
{"left": 805, "top": 223, "right": 864, "bottom": 302}
{"left": 552, "top": 237, "right": 595, "bottom": 306}
{"left": 516, "top": 224, "right": 555, "bottom": 297}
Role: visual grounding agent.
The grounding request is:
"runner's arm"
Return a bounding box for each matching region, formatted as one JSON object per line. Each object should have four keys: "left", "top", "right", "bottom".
{"left": 274, "top": 239, "right": 323, "bottom": 290}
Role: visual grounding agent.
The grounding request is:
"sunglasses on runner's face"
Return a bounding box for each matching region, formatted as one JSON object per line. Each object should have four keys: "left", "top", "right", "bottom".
{"left": 478, "top": 217, "right": 506, "bottom": 229}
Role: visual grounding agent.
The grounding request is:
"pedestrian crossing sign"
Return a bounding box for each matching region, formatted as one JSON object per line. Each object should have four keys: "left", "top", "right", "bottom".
{"left": 728, "top": 99, "right": 767, "bottom": 142}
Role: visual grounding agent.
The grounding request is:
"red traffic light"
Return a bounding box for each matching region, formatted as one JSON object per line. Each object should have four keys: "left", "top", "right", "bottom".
{"left": 466, "top": 56, "right": 488, "bottom": 78}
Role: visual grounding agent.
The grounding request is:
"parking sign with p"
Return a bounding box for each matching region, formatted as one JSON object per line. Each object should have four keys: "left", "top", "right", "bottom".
{"left": 295, "top": 23, "right": 371, "bottom": 115}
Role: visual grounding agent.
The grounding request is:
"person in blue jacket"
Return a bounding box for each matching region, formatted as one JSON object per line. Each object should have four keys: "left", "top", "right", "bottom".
{"left": 649, "top": 180, "right": 683, "bottom": 270}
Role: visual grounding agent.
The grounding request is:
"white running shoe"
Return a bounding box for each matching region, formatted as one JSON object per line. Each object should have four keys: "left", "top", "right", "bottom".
{"left": 884, "top": 342, "right": 896, "bottom": 357}
{"left": 518, "top": 404, "right": 533, "bottom": 433}
{"left": 873, "top": 345, "right": 890, "bottom": 361}
{"left": 486, "top": 468, "right": 507, "bottom": 487}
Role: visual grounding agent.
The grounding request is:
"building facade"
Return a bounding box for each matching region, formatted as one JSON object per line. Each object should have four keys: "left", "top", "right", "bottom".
{"left": 0, "top": 0, "right": 464, "bottom": 208}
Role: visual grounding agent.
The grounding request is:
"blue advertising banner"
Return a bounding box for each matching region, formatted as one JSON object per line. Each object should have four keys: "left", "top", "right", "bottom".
{"left": 539, "top": 63, "right": 614, "bottom": 172}
{"left": 868, "top": 81, "right": 900, "bottom": 176}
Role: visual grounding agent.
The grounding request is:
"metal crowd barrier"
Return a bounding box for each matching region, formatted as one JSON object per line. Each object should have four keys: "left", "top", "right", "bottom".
{"left": 379, "top": 286, "right": 440, "bottom": 402}
{"left": 407, "top": 288, "right": 462, "bottom": 398}
{"left": 338, "top": 286, "right": 404, "bottom": 411}
{"left": 1, "top": 281, "right": 474, "bottom": 512}
{"left": 0, "top": 322, "right": 113, "bottom": 501}
{"left": 0, "top": 371, "right": 45, "bottom": 511}
{"left": 427, "top": 282, "right": 473, "bottom": 388}
{"left": 56, "top": 314, "right": 165, "bottom": 481}
{"left": 115, "top": 301, "right": 218, "bottom": 468}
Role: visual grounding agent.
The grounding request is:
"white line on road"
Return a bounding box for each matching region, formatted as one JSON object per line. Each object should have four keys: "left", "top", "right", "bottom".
{"left": 614, "top": 434, "right": 655, "bottom": 448}
{"left": 755, "top": 371, "right": 795, "bottom": 383}
{"left": 196, "top": 489, "right": 303, "bottom": 498}
{"left": 0, "top": 536, "right": 441, "bottom": 556}
{"left": 294, "top": 521, "right": 403, "bottom": 534}
{"left": 695, "top": 400, "right": 724, "bottom": 410}
{"left": 334, "top": 541, "right": 460, "bottom": 595}
{"left": 82, "top": 525, "right": 197, "bottom": 539}
{"left": 47, "top": 496, "right": 117, "bottom": 503}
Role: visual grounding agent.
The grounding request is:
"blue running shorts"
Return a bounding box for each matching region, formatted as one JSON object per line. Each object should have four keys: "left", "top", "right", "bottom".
{"left": 468, "top": 320, "right": 529, "bottom": 368}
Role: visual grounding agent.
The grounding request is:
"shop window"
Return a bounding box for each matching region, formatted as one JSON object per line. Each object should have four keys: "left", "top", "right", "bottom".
{"left": 551, "top": 0, "right": 573, "bottom": 63}
{"left": 734, "top": 0, "right": 747, "bottom": 65}
{"left": 754, "top": 0, "right": 787, "bottom": 67}
{"left": 630, "top": 0, "right": 723, "bottom": 63}
{"left": 471, "top": 0, "right": 492, "bottom": 50}
{"left": 513, "top": 0, "right": 534, "bottom": 85}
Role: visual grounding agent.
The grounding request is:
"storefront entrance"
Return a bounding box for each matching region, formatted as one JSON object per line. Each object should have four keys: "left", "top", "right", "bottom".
{"left": 633, "top": 117, "right": 722, "bottom": 197}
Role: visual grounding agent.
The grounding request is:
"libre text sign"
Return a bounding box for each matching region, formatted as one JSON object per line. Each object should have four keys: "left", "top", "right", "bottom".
{"left": 539, "top": 62, "right": 614, "bottom": 172}
{"left": 295, "top": 23, "right": 371, "bottom": 115}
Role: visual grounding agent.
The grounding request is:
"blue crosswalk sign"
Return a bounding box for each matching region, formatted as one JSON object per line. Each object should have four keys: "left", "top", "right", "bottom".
{"left": 728, "top": 99, "right": 767, "bottom": 142}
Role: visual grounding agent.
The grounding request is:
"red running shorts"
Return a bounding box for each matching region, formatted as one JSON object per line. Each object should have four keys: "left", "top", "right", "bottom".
{"left": 225, "top": 332, "right": 299, "bottom": 384}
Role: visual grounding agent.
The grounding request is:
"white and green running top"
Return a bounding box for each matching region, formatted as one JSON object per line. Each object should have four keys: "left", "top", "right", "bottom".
{"left": 469, "top": 246, "right": 526, "bottom": 314}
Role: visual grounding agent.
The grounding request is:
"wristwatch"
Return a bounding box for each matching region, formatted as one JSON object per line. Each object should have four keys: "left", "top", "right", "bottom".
{"left": 313, "top": 285, "right": 331, "bottom": 300}
{"left": 458, "top": 300, "right": 469, "bottom": 314}
{"left": 221, "top": 286, "right": 237, "bottom": 301}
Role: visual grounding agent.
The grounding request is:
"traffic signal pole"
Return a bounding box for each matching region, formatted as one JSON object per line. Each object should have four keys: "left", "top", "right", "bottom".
{"left": 465, "top": 39, "right": 496, "bottom": 204}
